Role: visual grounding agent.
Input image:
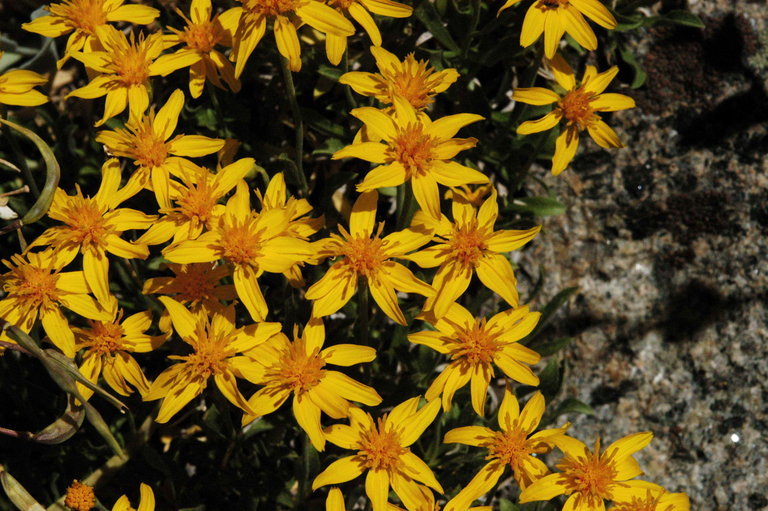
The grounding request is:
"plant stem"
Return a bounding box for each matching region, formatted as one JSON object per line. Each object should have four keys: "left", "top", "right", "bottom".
{"left": 343, "top": 51, "right": 357, "bottom": 110}
{"left": 396, "top": 182, "right": 416, "bottom": 230}
{"left": 279, "top": 56, "right": 309, "bottom": 196}
{"left": 358, "top": 277, "right": 369, "bottom": 347}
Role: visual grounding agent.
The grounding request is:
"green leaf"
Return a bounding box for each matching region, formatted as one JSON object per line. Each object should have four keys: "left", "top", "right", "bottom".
{"left": 662, "top": 10, "right": 705, "bottom": 28}
{"left": 415, "top": 0, "right": 460, "bottom": 52}
{"left": 0, "top": 466, "right": 45, "bottom": 511}
{"left": 530, "top": 286, "right": 579, "bottom": 338}
{"left": 614, "top": 12, "right": 645, "bottom": 31}
{"left": 509, "top": 196, "right": 567, "bottom": 216}
{"left": 554, "top": 397, "right": 595, "bottom": 417}
{"left": 534, "top": 337, "right": 572, "bottom": 357}
{"left": 0, "top": 118, "right": 60, "bottom": 228}
{"left": 537, "top": 358, "right": 563, "bottom": 398}
{"left": 31, "top": 395, "right": 85, "bottom": 444}
{"left": 499, "top": 498, "right": 521, "bottom": 511}
{"left": 618, "top": 45, "right": 648, "bottom": 89}
{"left": 318, "top": 65, "right": 343, "bottom": 81}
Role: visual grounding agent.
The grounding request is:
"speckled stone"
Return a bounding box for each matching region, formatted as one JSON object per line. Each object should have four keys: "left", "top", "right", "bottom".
{"left": 513, "top": 1, "right": 768, "bottom": 509}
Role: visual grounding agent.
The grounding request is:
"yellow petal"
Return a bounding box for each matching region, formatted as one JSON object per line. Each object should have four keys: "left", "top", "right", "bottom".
{"left": 444, "top": 462, "right": 505, "bottom": 511}
{"left": 359, "top": 0, "right": 413, "bottom": 18}
{"left": 494, "top": 352, "right": 539, "bottom": 386}
{"left": 519, "top": 391, "right": 546, "bottom": 433}
{"left": 41, "top": 308, "right": 75, "bottom": 357}
{"left": 368, "top": 276, "right": 406, "bottom": 325}
{"left": 549, "top": 53, "right": 576, "bottom": 90}
{"left": 587, "top": 119, "right": 623, "bottom": 148}
{"left": 380, "top": 261, "right": 434, "bottom": 296}
{"left": 350, "top": 190, "right": 379, "bottom": 238}
{"left": 83, "top": 248, "right": 111, "bottom": 305}
{"left": 323, "top": 371, "right": 382, "bottom": 406}
{"left": 325, "top": 32, "right": 347, "bottom": 66}
{"left": 590, "top": 93, "right": 635, "bottom": 112}
{"left": 426, "top": 113, "right": 483, "bottom": 140}
{"left": 234, "top": 265, "right": 268, "bottom": 321}
{"left": 513, "top": 87, "right": 560, "bottom": 106}
{"left": 294, "top": 393, "right": 325, "bottom": 451}
{"left": 312, "top": 456, "right": 365, "bottom": 490}
{"left": 486, "top": 225, "right": 541, "bottom": 252}
{"left": 348, "top": 3, "right": 381, "bottom": 45}
{"left": 518, "top": 473, "right": 567, "bottom": 503}
{"left": 411, "top": 173, "right": 441, "bottom": 220}
{"left": 365, "top": 469, "right": 389, "bottom": 511}
{"left": 427, "top": 261, "right": 472, "bottom": 319}
{"left": 520, "top": 1, "right": 545, "bottom": 47}
{"left": 569, "top": 0, "right": 617, "bottom": 29}
{"left": 169, "top": 135, "right": 225, "bottom": 157}
{"left": 339, "top": 71, "right": 382, "bottom": 96}
{"left": 274, "top": 16, "right": 302, "bottom": 71}
{"left": 561, "top": 7, "right": 597, "bottom": 51}
{"left": 106, "top": 4, "right": 160, "bottom": 24}
{"left": 326, "top": 487, "right": 346, "bottom": 511}
{"left": 475, "top": 254, "right": 519, "bottom": 307}
{"left": 443, "top": 425, "right": 495, "bottom": 446}
{"left": 154, "top": 89, "right": 185, "bottom": 140}
{"left": 155, "top": 379, "right": 203, "bottom": 423}
{"left": 497, "top": 386, "right": 520, "bottom": 431}
{"left": 322, "top": 344, "right": 377, "bottom": 366}
{"left": 582, "top": 65, "right": 619, "bottom": 94}
{"left": 517, "top": 110, "right": 560, "bottom": 135}
{"left": 333, "top": 142, "right": 388, "bottom": 163}
{"left": 350, "top": 107, "right": 397, "bottom": 139}
{"left": 552, "top": 128, "right": 579, "bottom": 175}
{"left": 158, "top": 296, "right": 198, "bottom": 341}
{"left": 356, "top": 162, "right": 408, "bottom": 191}
{"left": 429, "top": 160, "right": 488, "bottom": 187}
{"left": 399, "top": 451, "right": 443, "bottom": 492}
{"left": 543, "top": 10, "right": 566, "bottom": 59}
{"left": 604, "top": 431, "right": 653, "bottom": 461}
{"left": 470, "top": 363, "right": 491, "bottom": 416}
{"left": 398, "top": 398, "right": 440, "bottom": 446}
{"left": 297, "top": 2, "right": 355, "bottom": 36}
{"left": 137, "top": 484, "right": 155, "bottom": 511}
{"left": 324, "top": 424, "right": 360, "bottom": 450}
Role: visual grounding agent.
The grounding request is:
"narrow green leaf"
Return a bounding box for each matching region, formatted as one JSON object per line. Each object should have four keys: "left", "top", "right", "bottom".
{"left": 530, "top": 287, "right": 579, "bottom": 337}
{"left": 554, "top": 397, "right": 595, "bottom": 417}
{"left": 0, "top": 466, "right": 46, "bottom": 511}
{"left": 31, "top": 395, "right": 85, "bottom": 445}
{"left": 0, "top": 118, "right": 60, "bottom": 226}
{"left": 509, "top": 196, "right": 567, "bottom": 216}
{"left": 661, "top": 10, "right": 705, "bottom": 28}
{"left": 415, "top": 1, "right": 460, "bottom": 52}
{"left": 618, "top": 45, "right": 648, "bottom": 89}
{"left": 614, "top": 12, "right": 645, "bottom": 31}
{"left": 534, "top": 337, "right": 572, "bottom": 357}
{"left": 499, "top": 498, "right": 521, "bottom": 511}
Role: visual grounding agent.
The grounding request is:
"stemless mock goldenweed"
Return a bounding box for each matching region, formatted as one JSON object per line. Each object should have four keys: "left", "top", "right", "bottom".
{"left": 405, "top": 190, "right": 540, "bottom": 318}
{"left": 306, "top": 191, "right": 434, "bottom": 325}
{"left": 96, "top": 89, "right": 226, "bottom": 209}
{"left": 164, "top": 0, "right": 241, "bottom": 98}
{"left": 334, "top": 97, "right": 488, "bottom": 220}
{"left": 242, "top": 317, "right": 381, "bottom": 450}
{"left": 498, "top": 0, "right": 617, "bottom": 58}
{"left": 410, "top": 302, "right": 541, "bottom": 415}
{"left": 144, "top": 298, "right": 281, "bottom": 423}
{"left": 515, "top": 54, "right": 635, "bottom": 175}
{"left": 74, "top": 308, "right": 165, "bottom": 401}
{"left": 0, "top": 250, "right": 110, "bottom": 357}
{"left": 163, "top": 181, "right": 313, "bottom": 321}
{"left": 0, "top": 53, "right": 49, "bottom": 107}
{"left": 111, "top": 483, "right": 155, "bottom": 511}
{"left": 312, "top": 398, "right": 444, "bottom": 511}
{"left": 520, "top": 431, "right": 658, "bottom": 510}
{"left": 22, "top": 0, "right": 159, "bottom": 66}
{"left": 443, "top": 390, "right": 568, "bottom": 510}
{"left": 26, "top": 159, "right": 156, "bottom": 306}
{"left": 340, "top": 46, "right": 459, "bottom": 110}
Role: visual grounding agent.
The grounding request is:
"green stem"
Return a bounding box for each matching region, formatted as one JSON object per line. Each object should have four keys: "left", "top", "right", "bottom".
{"left": 396, "top": 182, "right": 416, "bottom": 230}
{"left": 279, "top": 56, "right": 309, "bottom": 196}
{"left": 343, "top": 51, "right": 357, "bottom": 110}
{"left": 463, "top": 0, "right": 482, "bottom": 57}
{"left": 358, "top": 277, "right": 369, "bottom": 347}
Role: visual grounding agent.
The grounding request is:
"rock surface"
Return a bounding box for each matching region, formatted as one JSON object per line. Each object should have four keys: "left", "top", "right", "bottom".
{"left": 516, "top": 1, "right": 768, "bottom": 509}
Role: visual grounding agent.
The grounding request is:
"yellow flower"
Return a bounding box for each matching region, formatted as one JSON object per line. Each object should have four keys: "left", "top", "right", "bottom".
{"left": 312, "top": 397, "right": 444, "bottom": 511}
{"left": 144, "top": 297, "right": 281, "bottom": 423}
{"left": 306, "top": 191, "right": 434, "bottom": 326}
{"left": 22, "top": 0, "right": 159, "bottom": 66}
{"left": 0, "top": 53, "right": 48, "bottom": 107}
{"left": 520, "top": 431, "right": 657, "bottom": 510}
{"left": 340, "top": 46, "right": 459, "bottom": 110}
{"left": 497, "top": 0, "right": 617, "bottom": 58}
{"left": 142, "top": 263, "right": 237, "bottom": 327}
{"left": 324, "top": 1, "right": 412, "bottom": 66}
{"left": 334, "top": 97, "right": 487, "bottom": 220}
{"left": 112, "top": 483, "right": 154, "bottom": 511}
{"left": 0, "top": 250, "right": 110, "bottom": 357}
{"left": 444, "top": 183, "right": 493, "bottom": 208}
{"left": 67, "top": 26, "right": 198, "bottom": 126}
{"left": 442, "top": 389, "right": 568, "bottom": 510}
{"left": 242, "top": 317, "right": 381, "bottom": 450}
{"left": 74, "top": 308, "right": 165, "bottom": 401}
{"left": 231, "top": 0, "right": 355, "bottom": 74}
{"left": 162, "top": 181, "right": 313, "bottom": 321}
{"left": 404, "top": 190, "right": 540, "bottom": 318}
{"left": 610, "top": 490, "right": 691, "bottom": 511}
{"left": 96, "top": 89, "right": 226, "bottom": 208}
{"left": 26, "top": 159, "right": 156, "bottom": 306}
{"left": 257, "top": 172, "right": 324, "bottom": 287}
{"left": 325, "top": 485, "right": 492, "bottom": 511}
{"left": 410, "top": 302, "right": 541, "bottom": 415}
{"left": 64, "top": 480, "right": 95, "bottom": 511}
{"left": 165, "top": 0, "right": 241, "bottom": 98}
{"left": 133, "top": 159, "right": 253, "bottom": 245}
{"left": 514, "top": 54, "right": 635, "bottom": 175}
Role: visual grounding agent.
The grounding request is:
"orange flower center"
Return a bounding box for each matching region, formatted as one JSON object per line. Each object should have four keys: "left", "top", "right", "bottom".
{"left": 174, "top": 179, "right": 218, "bottom": 227}
{"left": 270, "top": 340, "right": 326, "bottom": 394}
{"left": 64, "top": 480, "right": 95, "bottom": 511}
{"left": 390, "top": 124, "right": 437, "bottom": 177}
{"left": 339, "top": 226, "right": 386, "bottom": 277}
{"left": 243, "top": 0, "right": 301, "bottom": 16}
{"left": 449, "top": 224, "right": 487, "bottom": 266}
{"left": 358, "top": 418, "right": 406, "bottom": 471}
{"left": 83, "top": 319, "right": 124, "bottom": 355}
{"left": 219, "top": 217, "right": 263, "bottom": 265}
{"left": 3, "top": 257, "right": 60, "bottom": 310}
{"left": 453, "top": 319, "right": 501, "bottom": 364}
{"left": 488, "top": 428, "right": 538, "bottom": 469}
{"left": 51, "top": 0, "right": 107, "bottom": 36}
{"left": 177, "top": 325, "right": 233, "bottom": 379}
{"left": 610, "top": 493, "right": 664, "bottom": 511}
{"left": 112, "top": 39, "right": 152, "bottom": 87}
{"left": 180, "top": 21, "right": 223, "bottom": 53}
{"left": 172, "top": 265, "right": 220, "bottom": 304}
{"left": 558, "top": 89, "right": 597, "bottom": 130}
{"left": 63, "top": 192, "right": 111, "bottom": 248}
{"left": 127, "top": 118, "right": 169, "bottom": 168}
{"left": 388, "top": 56, "right": 434, "bottom": 109}
{"left": 556, "top": 440, "right": 618, "bottom": 507}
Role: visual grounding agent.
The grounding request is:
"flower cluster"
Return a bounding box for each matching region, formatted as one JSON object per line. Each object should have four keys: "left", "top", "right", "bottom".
{"left": 0, "top": 0, "right": 690, "bottom": 510}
